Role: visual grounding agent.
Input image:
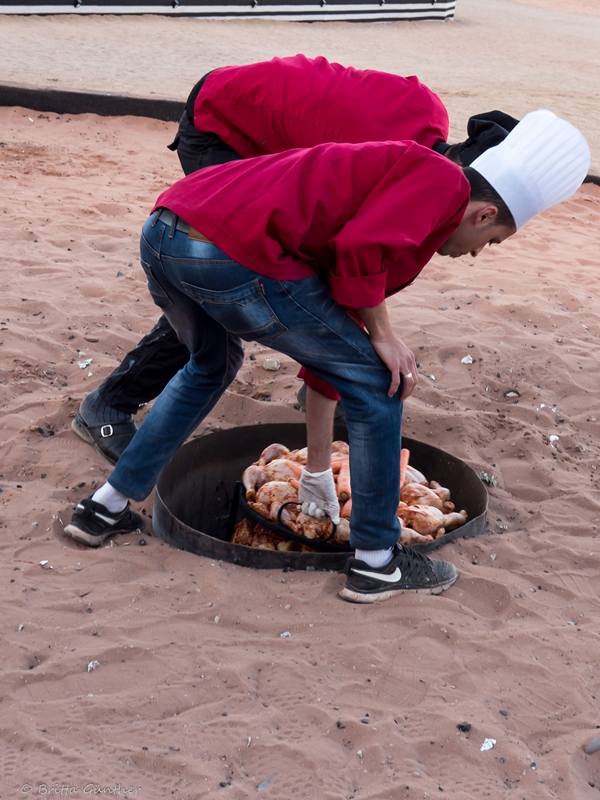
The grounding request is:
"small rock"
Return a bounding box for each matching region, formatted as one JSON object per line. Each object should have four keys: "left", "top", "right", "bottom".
{"left": 480, "top": 472, "right": 498, "bottom": 487}
{"left": 461, "top": 355, "right": 474, "bottom": 365}
{"left": 457, "top": 722, "right": 471, "bottom": 733}
{"left": 499, "top": 709, "right": 508, "bottom": 717}
{"left": 257, "top": 773, "right": 276, "bottom": 791}
{"left": 263, "top": 357, "right": 281, "bottom": 371}
{"left": 137, "top": 539, "right": 147, "bottom": 546}
{"left": 585, "top": 736, "right": 600, "bottom": 754}
{"left": 84, "top": 334, "right": 99, "bottom": 343}
{"left": 480, "top": 738, "right": 496, "bottom": 751}
{"left": 356, "top": 750, "right": 363, "bottom": 759}
{"left": 87, "top": 660, "right": 100, "bottom": 672}
{"left": 18, "top": 624, "right": 24, "bottom": 632}
{"left": 280, "top": 631, "right": 291, "bottom": 638}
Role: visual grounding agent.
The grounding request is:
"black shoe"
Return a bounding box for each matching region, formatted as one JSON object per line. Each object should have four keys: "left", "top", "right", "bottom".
{"left": 64, "top": 496, "right": 143, "bottom": 547}
{"left": 339, "top": 545, "right": 458, "bottom": 603}
{"left": 71, "top": 414, "right": 138, "bottom": 465}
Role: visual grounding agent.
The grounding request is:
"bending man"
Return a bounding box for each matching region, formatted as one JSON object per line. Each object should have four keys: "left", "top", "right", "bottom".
{"left": 65, "top": 110, "right": 589, "bottom": 604}
{"left": 73, "top": 54, "right": 517, "bottom": 470}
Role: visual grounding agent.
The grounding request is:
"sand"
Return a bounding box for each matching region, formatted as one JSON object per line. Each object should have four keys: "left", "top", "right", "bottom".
{"left": 1, "top": 3, "right": 600, "bottom": 798}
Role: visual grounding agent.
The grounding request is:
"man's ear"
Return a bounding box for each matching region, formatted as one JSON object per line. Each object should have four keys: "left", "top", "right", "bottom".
{"left": 475, "top": 203, "right": 499, "bottom": 226}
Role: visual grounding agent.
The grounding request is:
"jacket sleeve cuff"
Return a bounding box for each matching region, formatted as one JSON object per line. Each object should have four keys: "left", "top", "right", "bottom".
{"left": 297, "top": 368, "right": 341, "bottom": 401}
{"left": 329, "top": 271, "right": 387, "bottom": 308}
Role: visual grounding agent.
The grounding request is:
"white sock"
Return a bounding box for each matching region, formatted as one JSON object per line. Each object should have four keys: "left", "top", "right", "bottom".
{"left": 92, "top": 482, "right": 128, "bottom": 514}
{"left": 355, "top": 547, "right": 393, "bottom": 568}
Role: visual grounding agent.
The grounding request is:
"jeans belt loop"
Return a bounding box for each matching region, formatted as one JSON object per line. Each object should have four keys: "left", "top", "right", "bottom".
{"left": 157, "top": 207, "right": 190, "bottom": 236}
{"left": 168, "top": 211, "right": 177, "bottom": 239}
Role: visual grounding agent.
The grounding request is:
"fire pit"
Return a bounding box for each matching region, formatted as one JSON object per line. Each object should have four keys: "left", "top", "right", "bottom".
{"left": 152, "top": 423, "right": 488, "bottom": 571}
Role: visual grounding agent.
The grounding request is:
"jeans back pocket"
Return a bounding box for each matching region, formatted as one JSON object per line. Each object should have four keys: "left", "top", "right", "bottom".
{"left": 181, "top": 278, "right": 287, "bottom": 345}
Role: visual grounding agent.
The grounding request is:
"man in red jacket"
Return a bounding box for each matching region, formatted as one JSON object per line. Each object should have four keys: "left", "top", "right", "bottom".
{"left": 64, "top": 111, "right": 589, "bottom": 604}
{"left": 73, "top": 54, "right": 517, "bottom": 466}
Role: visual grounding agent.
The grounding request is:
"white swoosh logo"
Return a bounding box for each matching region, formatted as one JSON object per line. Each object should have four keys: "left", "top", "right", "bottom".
{"left": 78, "top": 505, "right": 120, "bottom": 526}
{"left": 352, "top": 567, "right": 402, "bottom": 583}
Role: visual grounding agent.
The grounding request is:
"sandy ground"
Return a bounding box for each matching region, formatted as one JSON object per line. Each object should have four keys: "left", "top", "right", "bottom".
{"left": 1, "top": 2, "right": 600, "bottom": 798}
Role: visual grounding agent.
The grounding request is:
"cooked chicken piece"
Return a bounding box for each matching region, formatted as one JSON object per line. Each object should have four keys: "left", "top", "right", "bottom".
{"left": 270, "top": 501, "right": 300, "bottom": 532}
{"left": 262, "top": 458, "right": 303, "bottom": 482}
{"left": 403, "top": 465, "right": 428, "bottom": 485}
{"left": 231, "top": 520, "right": 284, "bottom": 549}
{"left": 242, "top": 464, "right": 268, "bottom": 501}
{"left": 231, "top": 518, "right": 253, "bottom": 545}
{"left": 258, "top": 443, "right": 290, "bottom": 466}
{"left": 332, "top": 517, "right": 350, "bottom": 546}
{"left": 255, "top": 480, "right": 299, "bottom": 508}
{"left": 429, "top": 480, "right": 451, "bottom": 503}
{"left": 295, "top": 512, "right": 334, "bottom": 540}
{"left": 332, "top": 441, "right": 350, "bottom": 455}
{"left": 442, "top": 510, "right": 468, "bottom": 531}
{"left": 397, "top": 505, "right": 445, "bottom": 537}
{"left": 286, "top": 447, "right": 308, "bottom": 465}
{"left": 443, "top": 501, "right": 455, "bottom": 513}
{"left": 249, "top": 496, "right": 300, "bottom": 532}
{"left": 399, "top": 528, "right": 435, "bottom": 546}
{"left": 400, "top": 483, "right": 444, "bottom": 511}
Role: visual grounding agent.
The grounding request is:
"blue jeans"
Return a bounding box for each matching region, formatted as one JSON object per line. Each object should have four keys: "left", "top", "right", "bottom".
{"left": 109, "top": 213, "right": 402, "bottom": 550}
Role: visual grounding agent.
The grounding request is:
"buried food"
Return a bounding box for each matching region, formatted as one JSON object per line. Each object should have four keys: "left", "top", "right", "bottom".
{"left": 232, "top": 442, "right": 467, "bottom": 550}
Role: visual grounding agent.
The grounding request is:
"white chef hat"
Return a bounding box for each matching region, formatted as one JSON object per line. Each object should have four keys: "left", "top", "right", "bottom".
{"left": 470, "top": 109, "right": 590, "bottom": 230}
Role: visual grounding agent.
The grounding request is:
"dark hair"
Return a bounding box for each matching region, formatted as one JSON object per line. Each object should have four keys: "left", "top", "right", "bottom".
{"left": 444, "top": 143, "right": 463, "bottom": 165}
{"left": 464, "top": 166, "right": 515, "bottom": 229}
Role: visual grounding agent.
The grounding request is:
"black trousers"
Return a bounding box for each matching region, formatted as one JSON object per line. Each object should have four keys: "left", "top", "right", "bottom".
{"left": 98, "top": 104, "right": 242, "bottom": 414}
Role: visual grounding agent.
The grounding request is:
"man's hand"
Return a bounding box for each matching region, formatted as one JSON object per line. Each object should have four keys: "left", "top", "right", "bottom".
{"left": 369, "top": 332, "right": 418, "bottom": 400}
{"left": 358, "top": 301, "right": 418, "bottom": 400}
{"left": 299, "top": 468, "right": 341, "bottom": 525}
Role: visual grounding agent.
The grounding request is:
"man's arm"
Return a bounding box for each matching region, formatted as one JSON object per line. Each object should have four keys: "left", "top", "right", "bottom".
{"left": 305, "top": 386, "right": 337, "bottom": 473}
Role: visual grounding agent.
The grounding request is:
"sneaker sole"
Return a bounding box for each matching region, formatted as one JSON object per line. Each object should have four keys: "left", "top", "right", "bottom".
{"left": 338, "top": 570, "right": 458, "bottom": 604}
{"left": 71, "top": 415, "right": 118, "bottom": 466}
{"left": 64, "top": 522, "right": 127, "bottom": 547}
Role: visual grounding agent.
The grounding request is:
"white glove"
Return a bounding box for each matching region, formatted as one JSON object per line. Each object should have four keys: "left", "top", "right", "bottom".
{"left": 298, "top": 468, "right": 340, "bottom": 525}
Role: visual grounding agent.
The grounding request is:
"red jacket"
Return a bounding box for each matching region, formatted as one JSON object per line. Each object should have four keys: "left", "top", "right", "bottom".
{"left": 194, "top": 54, "right": 449, "bottom": 159}
{"left": 155, "top": 140, "right": 468, "bottom": 310}
{"left": 189, "top": 54, "right": 452, "bottom": 400}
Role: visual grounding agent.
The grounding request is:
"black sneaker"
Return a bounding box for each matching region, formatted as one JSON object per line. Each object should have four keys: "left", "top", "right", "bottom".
{"left": 339, "top": 545, "right": 458, "bottom": 603}
{"left": 63, "top": 496, "right": 143, "bottom": 547}
{"left": 71, "top": 414, "right": 138, "bottom": 466}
